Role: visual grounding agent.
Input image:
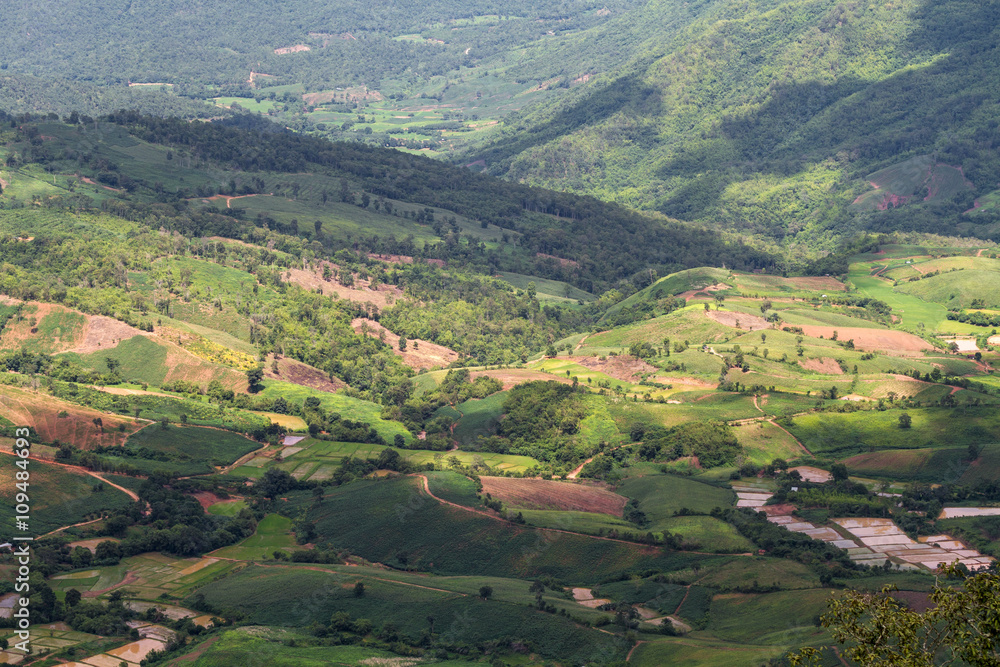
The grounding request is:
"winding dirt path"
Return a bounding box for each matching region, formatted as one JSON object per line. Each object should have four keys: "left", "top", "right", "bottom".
{"left": 768, "top": 419, "right": 812, "bottom": 457}
{"left": 0, "top": 449, "right": 141, "bottom": 501}
{"left": 626, "top": 641, "right": 646, "bottom": 662}
{"left": 413, "top": 474, "right": 749, "bottom": 554}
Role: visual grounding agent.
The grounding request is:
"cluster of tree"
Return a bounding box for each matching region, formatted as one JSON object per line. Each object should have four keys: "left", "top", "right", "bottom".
{"left": 947, "top": 310, "right": 1000, "bottom": 328}
{"left": 631, "top": 421, "right": 742, "bottom": 468}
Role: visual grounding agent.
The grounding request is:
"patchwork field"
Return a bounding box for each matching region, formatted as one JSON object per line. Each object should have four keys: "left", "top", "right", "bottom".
{"left": 480, "top": 477, "right": 627, "bottom": 515}
{"left": 0, "top": 382, "right": 143, "bottom": 448}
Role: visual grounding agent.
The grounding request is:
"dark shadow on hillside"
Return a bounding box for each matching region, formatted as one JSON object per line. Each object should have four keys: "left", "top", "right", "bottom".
{"left": 473, "top": 69, "right": 663, "bottom": 169}
{"left": 655, "top": 0, "right": 1000, "bottom": 222}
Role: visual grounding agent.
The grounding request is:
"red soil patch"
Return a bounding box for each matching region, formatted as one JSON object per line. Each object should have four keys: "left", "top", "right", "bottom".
{"left": 285, "top": 264, "right": 404, "bottom": 312}
{"left": 480, "top": 477, "right": 627, "bottom": 516}
{"left": 0, "top": 384, "right": 142, "bottom": 449}
{"left": 352, "top": 318, "right": 458, "bottom": 370}
{"left": 760, "top": 503, "right": 797, "bottom": 517}
{"left": 264, "top": 354, "right": 345, "bottom": 392}
{"left": 535, "top": 252, "right": 579, "bottom": 268}
{"left": 705, "top": 310, "right": 770, "bottom": 331}
{"left": 0, "top": 302, "right": 84, "bottom": 352}
{"left": 576, "top": 354, "right": 657, "bottom": 382}
{"left": 71, "top": 315, "right": 148, "bottom": 354}
{"left": 890, "top": 591, "right": 934, "bottom": 613}
{"left": 192, "top": 491, "right": 242, "bottom": 511}
{"left": 784, "top": 276, "right": 847, "bottom": 291}
{"left": 367, "top": 252, "right": 414, "bottom": 264}
{"left": 470, "top": 369, "right": 572, "bottom": 390}
{"left": 798, "top": 357, "right": 844, "bottom": 374}
{"left": 798, "top": 326, "right": 931, "bottom": 354}
{"left": 677, "top": 283, "right": 730, "bottom": 301}
{"left": 844, "top": 449, "right": 932, "bottom": 473}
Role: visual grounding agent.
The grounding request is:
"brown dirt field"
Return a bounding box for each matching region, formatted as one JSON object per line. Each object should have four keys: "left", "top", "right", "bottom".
{"left": 760, "top": 503, "right": 797, "bottom": 517}
{"left": 70, "top": 316, "right": 148, "bottom": 354}
{"left": 784, "top": 276, "right": 847, "bottom": 292}
{"left": 67, "top": 537, "right": 118, "bottom": 554}
{"left": 798, "top": 326, "right": 931, "bottom": 353}
{"left": 480, "top": 476, "right": 627, "bottom": 516}
{"left": 352, "top": 318, "right": 458, "bottom": 370}
{"left": 0, "top": 384, "right": 142, "bottom": 448}
{"left": 705, "top": 310, "right": 770, "bottom": 331}
{"left": 844, "top": 449, "right": 932, "bottom": 472}
{"left": 157, "top": 339, "right": 248, "bottom": 392}
{"left": 0, "top": 302, "right": 85, "bottom": 352}
{"left": 367, "top": 252, "right": 414, "bottom": 264}
{"left": 286, "top": 265, "right": 404, "bottom": 311}
{"left": 470, "top": 369, "right": 572, "bottom": 390}
{"left": 273, "top": 44, "right": 310, "bottom": 54}
{"left": 678, "top": 283, "right": 731, "bottom": 301}
{"left": 191, "top": 491, "right": 243, "bottom": 512}
{"left": 576, "top": 354, "right": 657, "bottom": 382}
{"left": 798, "top": 357, "right": 844, "bottom": 374}
{"left": 890, "top": 591, "right": 934, "bottom": 613}
{"left": 264, "top": 354, "right": 345, "bottom": 392}
{"left": 535, "top": 252, "right": 579, "bottom": 268}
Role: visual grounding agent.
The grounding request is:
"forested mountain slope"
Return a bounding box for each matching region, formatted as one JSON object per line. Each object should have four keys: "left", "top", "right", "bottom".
{"left": 471, "top": 0, "right": 1000, "bottom": 249}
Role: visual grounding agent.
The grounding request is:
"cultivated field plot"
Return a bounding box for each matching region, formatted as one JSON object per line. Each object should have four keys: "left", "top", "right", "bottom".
{"left": 0, "top": 382, "right": 142, "bottom": 448}
{"left": 480, "top": 477, "right": 627, "bottom": 515}
{"left": 618, "top": 474, "right": 736, "bottom": 518}
{"left": 0, "top": 459, "right": 134, "bottom": 536}
{"left": 844, "top": 447, "right": 969, "bottom": 483}
{"left": 211, "top": 514, "right": 297, "bottom": 560}
{"left": 49, "top": 553, "right": 237, "bottom": 601}
{"left": 735, "top": 421, "right": 808, "bottom": 466}
{"left": 259, "top": 438, "right": 541, "bottom": 478}
{"left": 125, "top": 424, "right": 261, "bottom": 468}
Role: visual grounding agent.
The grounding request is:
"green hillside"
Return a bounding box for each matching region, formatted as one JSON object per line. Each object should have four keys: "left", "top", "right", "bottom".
{"left": 470, "top": 0, "right": 1000, "bottom": 247}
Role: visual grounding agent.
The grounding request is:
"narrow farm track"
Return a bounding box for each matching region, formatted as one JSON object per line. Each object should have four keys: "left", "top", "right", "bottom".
{"left": 626, "top": 640, "right": 646, "bottom": 662}
{"left": 257, "top": 562, "right": 465, "bottom": 595}
{"left": 38, "top": 517, "right": 104, "bottom": 538}
{"left": 413, "top": 475, "right": 750, "bottom": 555}
{"left": 752, "top": 395, "right": 765, "bottom": 413}
{"left": 768, "top": 419, "right": 813, "bottom": 457}
{"left": 567, "top": 443, "right": 631, "bottom": 479}
{"left": 0, "top": 449, "right": 141, "bottom": 501}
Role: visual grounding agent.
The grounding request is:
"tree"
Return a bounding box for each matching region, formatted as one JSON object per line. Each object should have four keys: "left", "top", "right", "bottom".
{"left": 64, "top": 588, "right": 82, "bottom": 607}
{"left": 792, "top": 566, "right": 1000, "bottom": 666}
{"left": 398, "top": 336, "right": 407, "bottom": 351}
{"left": 830, "top": 463, "right": 849, "bottom": 482}
{"left": 354, "top": 581, "right": 365, "bottom": 597}
{"left": 899, "top": 412, "right": 912, "bottom": 429}
{"left": 479, "top": 585, "right": 493, "bottom": 600}
{"left": 246, "top": 366, "right": 264, "bottom": 392}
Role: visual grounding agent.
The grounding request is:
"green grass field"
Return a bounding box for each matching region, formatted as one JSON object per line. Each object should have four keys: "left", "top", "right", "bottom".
{"left": 708, "top": 589, "right": 834, "bottom": 645}
{"left": 257, "top": 381, "right": 412, "bottom": 444}
{"left": 785, "top": 407, "right": 1000, "bottom": 458}
{"left": 618, "top": 474, "right": 735, "bottom": 519}
{"left": 735, "top": 421, "right": 808, "bottom": 465}
{"left": 191, "top": 564, "right": 628, "bottom": 663}
{"left": 0, "top": 459, "right": 134, "bottom": 536}
{"left": 124, "top": 424, "right": 261, "bottom": 471}
{"left": 211, "top": 514, "right": 296, "bottom": 560}
{"left": 451, "top": 390, "right": 508, "bottom": 447}
{"left": 289, "top": 477, "right": 710, "bottom": 581}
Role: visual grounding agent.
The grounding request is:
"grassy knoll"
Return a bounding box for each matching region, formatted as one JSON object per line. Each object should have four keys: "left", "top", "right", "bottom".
{"left": 126, "top": 425, "right": 261, "bottom": 466}
{"left": 735, "top": 421, "right": 808, "bottom": 465}
{"left": 292, "top": 477, "right": 713, "bottom": 581}
{"left": 177, "top": 630, "right": 483, "bottom": 666}
{"left": 630, "top": 637, "right": 788, "bottom": 666}
{"left": 844, "top": 447, "right": 970, "bottom": 483}
{"left": 257, "top": 381, "right": 411, "bottom": 444}
{"left": 586, "top": 307, "right": 734, "bottom": 352}
{"left": 618, "top": 474, "right": 735, "bottom": 519}
{"left": 708, "top": 589, "right": 834, "bottom": 645}
{"left": 451, "top": 390, "right": 507, "bottom": 447}
{"left": 207, "top": 499, "right": 248, "bottom": 516}
{"left": 192, "top": 565, "right": 629, "bottom": 663}
{"left": 424, "top": 470, "right": 481, "bottom": 506}
{"left": 0, "top": 459, "right": 134, "bottom": 536}
{"left": 898, "top": 270, "right": 1000, "bottom": 310}
{"left": 498, "top": 271, "right": 596, "bottom": 302}
{"left": 959, "top": 443, "right": 1000, "bottom": 485}
{"left": 211, "top": 514, "right": 296, "bottom": 560}
{"left": 262, "top": 438, "right": 540, "bottom": 479}
{"left": 658, "top": 516, "right": 755, "bottom": 553}
{"left": 693, "top": 558, "right": 821, "bottom": 591}
{"left": 785, "top": 406, "right": 1000, "bottom": 458}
